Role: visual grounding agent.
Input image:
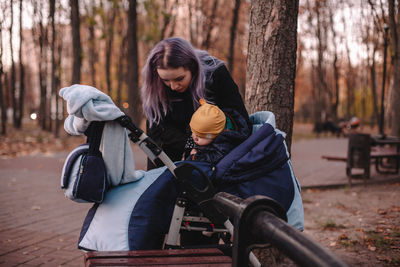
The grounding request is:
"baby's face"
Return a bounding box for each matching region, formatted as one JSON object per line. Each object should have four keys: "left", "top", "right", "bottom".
{"left": 192, "top": 132, "right": 213, "bottom": 146}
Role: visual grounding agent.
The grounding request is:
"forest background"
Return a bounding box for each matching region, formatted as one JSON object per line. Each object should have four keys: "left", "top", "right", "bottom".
{"left": 0, "top": 0, "right": 400, "bottom": 147}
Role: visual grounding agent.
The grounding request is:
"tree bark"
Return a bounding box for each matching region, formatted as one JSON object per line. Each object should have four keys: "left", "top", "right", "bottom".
{"left": 388, "top": 0, "right": 400, "bottom": 137}
{"left": 70, "top": 0, "right": 81, "bottom": 84}
{"left": 127, "top": 0, "right": 141, "bottom": 124}
{"left": 228, "top": 0, "right": 241, "bottom": 72}
{"left": 246, "top": 0, "right": 299, "bottom": 153}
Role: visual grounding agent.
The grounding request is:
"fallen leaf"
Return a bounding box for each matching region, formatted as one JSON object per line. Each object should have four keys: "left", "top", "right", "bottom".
{"left": 338, "top": 233, "right": 348, "bottom": 240}
{"left": 368, "top": 246, "right": 376, "bottom": 251}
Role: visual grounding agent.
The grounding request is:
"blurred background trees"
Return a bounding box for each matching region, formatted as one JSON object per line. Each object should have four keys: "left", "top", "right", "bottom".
{"left": 0, "top": 0, "right": 399, "bottom": 140}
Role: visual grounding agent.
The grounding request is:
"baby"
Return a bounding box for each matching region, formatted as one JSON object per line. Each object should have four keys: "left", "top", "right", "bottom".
{"left": 188, "top": 99, "right": 244, "bottom": 164}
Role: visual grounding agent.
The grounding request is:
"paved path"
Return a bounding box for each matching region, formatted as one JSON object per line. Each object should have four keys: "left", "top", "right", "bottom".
{"left": 0, "top": 137, "right": 398, "bottom": 266}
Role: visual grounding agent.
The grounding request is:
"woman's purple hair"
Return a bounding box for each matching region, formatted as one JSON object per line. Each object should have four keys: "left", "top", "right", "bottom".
{"left": 141, "top": 37, "right": 223, "bottom": 126}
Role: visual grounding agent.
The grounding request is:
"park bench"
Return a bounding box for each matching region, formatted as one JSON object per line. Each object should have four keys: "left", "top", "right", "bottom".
{"left": 322, "top": 133, "right": 400, "bottom": 184}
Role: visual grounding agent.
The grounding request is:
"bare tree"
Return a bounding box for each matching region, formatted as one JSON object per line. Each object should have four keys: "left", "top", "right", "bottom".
{"left": 127, "top": 0, "right": 141, "bottom": 124}
{"left": 328, "top": 5, "right": 340, "bottom": 121}
{"left": 227, "top": 0, "right": 241, "bottom": 72}
{"left": 202, "top": 0, "right": 219, "bottom": 49}
{"left": 32, "top": 0, "right": 49, "bottom": 130}
{"left": 50, "top": 0, "right": 59, "bottom": 137}
{"left": 246, "top": 0, "right": 299, "bottom": 152}
{"left": 388, "top": 0, "right": 400, "bottom": 136}
{"left": 104, "top": 0, "right": 117, "bottom": 96}
{"left": 0, "top": 7, "right": 6, "bottom": 135}
{"left": 9, "top": 0, "right": 17, "bottom": 128}
{"left": 70, "top": 0, "right": 82, "bottom": 84}
{"left": 84, "top": 1, "right": 98, "bottom": 87}
{"left": 16, "top": 0, "right": 24, "bottom": 128}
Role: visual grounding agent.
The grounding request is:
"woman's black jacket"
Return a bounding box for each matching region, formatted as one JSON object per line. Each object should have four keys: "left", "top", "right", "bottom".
{"left": 146, "top": 64, "right": 250, "bottom": 170}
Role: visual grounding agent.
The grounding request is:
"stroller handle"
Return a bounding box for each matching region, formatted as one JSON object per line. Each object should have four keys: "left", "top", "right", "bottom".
{"left": 115, "top": 115, "right": 177, "bottom": 174}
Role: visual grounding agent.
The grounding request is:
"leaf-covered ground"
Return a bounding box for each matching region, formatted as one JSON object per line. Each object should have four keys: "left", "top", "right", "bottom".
{"left": 0, "top": 123, "right": 85, "bottom": 158}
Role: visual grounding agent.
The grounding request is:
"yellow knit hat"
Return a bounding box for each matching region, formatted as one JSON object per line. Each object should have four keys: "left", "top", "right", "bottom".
{"left": 190, "top": 99, "right": 226, "bottom": 139}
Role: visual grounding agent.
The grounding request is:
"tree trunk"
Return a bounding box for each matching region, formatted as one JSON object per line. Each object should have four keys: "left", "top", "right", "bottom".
{"left": 105, "top": 6, "right": 116, "bottom": 96}
{"left": 116, "top": 36, "right": 127, "bottom": 108}
{"left": 370, "top": 44, "right": 380, "bottom": 127}
{"left": 388, "top": 0, "right": 400, "bottom": 137}
{"left": 50, "top": 0, "right": 59, "bottom": 137}
{"left": 329, "top": 7, "right": 339, "bottom": 121}
{"left": 17, "top": 0, "right": 24, "bottom": 129}
{"left": 0, "top": 21, "right": 5, "bottom": 135}
{"left": 70, "top": 0, "right": 81, "bottom": 84}
{"left": 245, "top": 0, "right": 299, "bottom": 153}
{"left": 127, "top": 0, "right": 141, "bottom": 124}
{"left": 228, "top": 0, "right": 241, "bottom": 72}
{"left": 86, "top": 1, "right": 97, "bottom": 87}
{"left": 9, "top": 0, "right": 17, "bottom": 128}
{"left": 202, "top": 0, "right": 219, "bottom": 50}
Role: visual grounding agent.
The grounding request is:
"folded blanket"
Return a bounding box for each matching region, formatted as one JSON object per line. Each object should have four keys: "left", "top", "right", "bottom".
{"left": 59, "top": 84, "right": 144, "bottom": 186}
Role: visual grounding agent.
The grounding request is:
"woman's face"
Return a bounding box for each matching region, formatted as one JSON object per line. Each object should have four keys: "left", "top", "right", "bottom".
{"left": 157, "top": 67, "right": 192, "bottom": 93}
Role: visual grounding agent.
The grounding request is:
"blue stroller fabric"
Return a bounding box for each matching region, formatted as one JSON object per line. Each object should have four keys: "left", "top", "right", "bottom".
{"left": 78, "top": 111, "right": 304, "bottom": 251}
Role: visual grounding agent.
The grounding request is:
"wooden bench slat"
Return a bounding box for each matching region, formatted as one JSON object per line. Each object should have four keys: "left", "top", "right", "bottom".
{"left": 85, "top": 248, "right": 232, "bottom": 267}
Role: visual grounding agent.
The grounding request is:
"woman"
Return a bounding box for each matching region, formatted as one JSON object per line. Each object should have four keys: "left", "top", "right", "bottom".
{"left": 141, "top": 37, "right": 250, "bottom": 169}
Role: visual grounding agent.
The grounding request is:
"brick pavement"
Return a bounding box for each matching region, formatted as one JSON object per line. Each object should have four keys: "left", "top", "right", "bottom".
{"left": 0, "top": 137, "right": 399, "bottom": 266}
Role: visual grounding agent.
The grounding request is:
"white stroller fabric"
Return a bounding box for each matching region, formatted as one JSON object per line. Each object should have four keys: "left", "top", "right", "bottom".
{"left": 59, "top": 84, "right": 144, "bottom": 186}
{"left": 250, "top": 111, "right": 304, "bottom": 230}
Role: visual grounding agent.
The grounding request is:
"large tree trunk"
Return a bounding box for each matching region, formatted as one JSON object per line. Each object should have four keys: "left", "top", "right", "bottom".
{"left": 70, "top": 0, "right": 81, "bottom": 84}
{"left": 246, "top": 0, "right": 299, "bottom": 152}
{"left": 127, "top": 0, "right": 141, "bottom": 124}
{"left": 388, "top": 0, "right": 400, "bottom": 137}
{"left": 228, "top": 0, "right": 241, "bottom": 72}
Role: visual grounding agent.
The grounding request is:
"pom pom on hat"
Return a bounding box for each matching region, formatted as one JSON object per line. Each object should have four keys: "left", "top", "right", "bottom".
{"left": 190, "top": 99, "right": 226, "bottom": 139}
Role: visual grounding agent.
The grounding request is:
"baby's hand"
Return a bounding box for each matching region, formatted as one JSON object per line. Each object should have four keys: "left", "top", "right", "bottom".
{"left": 190, "top": 148, "right": 198, "bottom": 155}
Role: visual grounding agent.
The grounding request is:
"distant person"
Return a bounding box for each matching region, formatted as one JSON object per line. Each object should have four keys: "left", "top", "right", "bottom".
{"left": 140, "top": 37, "right": 251, "bottom": 170}
{"left": 313, "top": 115, "right": 342, "bottom": 137}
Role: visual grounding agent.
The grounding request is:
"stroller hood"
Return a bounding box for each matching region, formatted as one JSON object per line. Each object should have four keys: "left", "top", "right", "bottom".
{"left": 215, "top": 122, "right": 288, "bottom": 183}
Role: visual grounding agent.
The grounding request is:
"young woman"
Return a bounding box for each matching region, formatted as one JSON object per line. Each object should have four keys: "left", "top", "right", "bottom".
{"left": 141, "top": 37, "right": 250, "bottom": 169}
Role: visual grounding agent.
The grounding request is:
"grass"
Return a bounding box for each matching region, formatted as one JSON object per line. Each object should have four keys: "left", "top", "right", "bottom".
{"left": 320, "top": 218, "right": 346, "bottom": 230}
{"left": 366, "top": 231, "right": 392, "bottom": 250}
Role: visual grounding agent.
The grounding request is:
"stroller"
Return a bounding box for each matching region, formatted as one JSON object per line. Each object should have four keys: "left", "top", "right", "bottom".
{"left": 75, "top": 111, "right": 302, "bottom": 266}
{"left": 110, "top": 113, "right": 301, "bottom": 264}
